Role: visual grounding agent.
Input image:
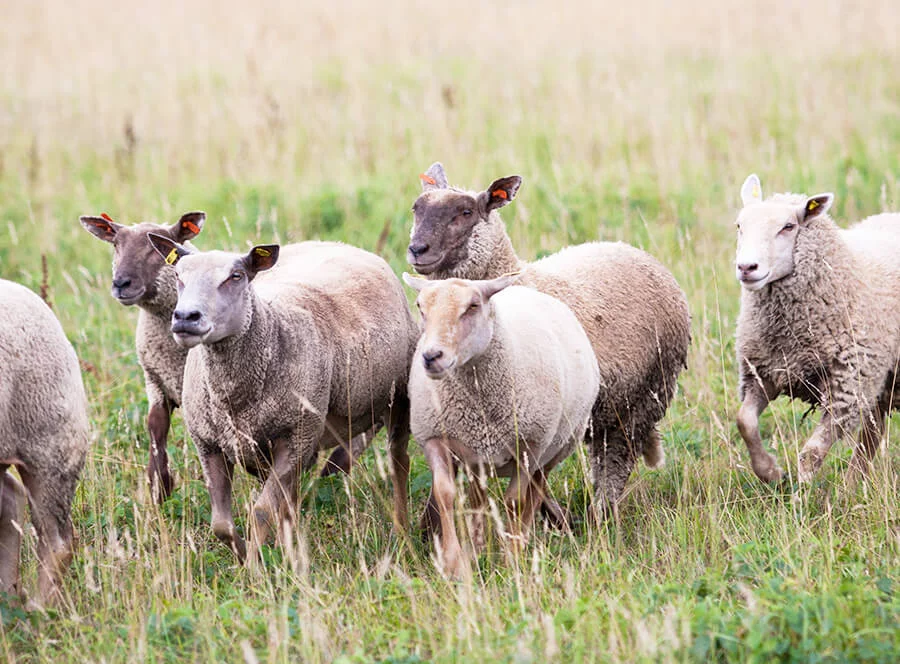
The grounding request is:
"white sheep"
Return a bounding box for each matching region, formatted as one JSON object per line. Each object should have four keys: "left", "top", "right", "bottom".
{"left": 0, "top": 279, "right": 90, "bottom": 603}
{"left": 734, "top": 174, "right": 900, "bottom": 483}
{"left": 403, "top": 273, "right": 600, "bottom": 579}
{"left": 147, "top": 235, "right": 419, "bottom": 560}
{"left": 408, "top": 163, "right": 691, "bottom": 524}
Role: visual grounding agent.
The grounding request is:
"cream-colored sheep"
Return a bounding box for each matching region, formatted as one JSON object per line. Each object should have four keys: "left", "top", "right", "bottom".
{"left": 408, "top": 163, "right": 691, "bottom": 524}
{"left": 734, "top": 174, "right": 900, "bottom": 483}
{"left": 0, "top": 279, "right": 90, "bottom": 603}
{"left": 147, "top": 236, "right": 419, "bottom": 561}
{"left": 404, "top": 274, "right": 599, "bottom": 578}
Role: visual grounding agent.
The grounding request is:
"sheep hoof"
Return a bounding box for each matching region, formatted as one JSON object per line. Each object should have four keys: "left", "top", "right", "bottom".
{"left": 752, "top": 454, "right": 784, "bottom": 484}
{"left": 212, "top": 521, "right": 246, "bottom": 562}
{"left": 797, "top": 449, "right": 823, "bottom": 483}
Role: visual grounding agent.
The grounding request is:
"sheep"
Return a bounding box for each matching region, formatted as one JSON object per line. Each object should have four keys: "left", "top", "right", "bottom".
{"left": 80, "top": 212, "right": 367, "bottom": 501}
{"left": 408, "top": 163, "right": 691, "bottom": 524}
{"left": 403, "top": 273, "right": 600, "bottom": 578}
{"left": 0, "top": 279, "right": 90, "bottom": 603}
{"left": 733, "top": 174, "right": 900, "bottom": 484}
{"left": 79, "top": 211, "right": 207, "bottom": 501}
{"left": 146, "top": 235, "right": 419, "bottom": 560}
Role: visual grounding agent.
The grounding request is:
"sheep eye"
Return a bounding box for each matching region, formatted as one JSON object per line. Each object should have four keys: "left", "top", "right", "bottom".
{"left": 462, "top": 209, "right": 473, "bottom": 217}
{"left": 467, "top": 302, "right": 479, "bottom": 312}
{"left": 230, "top": 272, "right": 243, "bottom": 281}
{"left": 781, "top": 223, "right": 796, "bottom": 233}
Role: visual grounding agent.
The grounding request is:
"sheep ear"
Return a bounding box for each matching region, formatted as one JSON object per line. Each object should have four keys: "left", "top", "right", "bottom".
{"left": 147, "top": 232, "right": 193, "bottom": 266}
{"left": 799, "top": 193, "right": 833, "bottom": 223}
{"left": 477, "top": 273, "right": 519, "bottom": 301}
{"left": 402, "top": 272, "right": 429, "bottom": 292}
{"left": 740, "top": 174, "right": 763, "bottom": 206}
{"left": 419, "top": 162, "right": 449, "bottom": 191}
{"left": 244, "top": 245, "right": 280, "bottom": 276}
{"left": 480, "top": 176, "right": 522, "bottom": 213}
{"left": 171, "top": 211, "right": 206, "bottom": 242}
{"left": 80, "top": 214, "right": 123, "bottom": 243}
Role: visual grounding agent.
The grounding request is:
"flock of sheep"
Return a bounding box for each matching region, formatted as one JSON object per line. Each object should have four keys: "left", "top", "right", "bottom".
{"left": 1, "top": 164, "right": 898, "bottom": 602}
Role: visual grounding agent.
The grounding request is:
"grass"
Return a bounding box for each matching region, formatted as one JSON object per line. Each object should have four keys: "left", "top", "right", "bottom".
{"left": 1, "top": 0, "right": 898, "bottom": 661}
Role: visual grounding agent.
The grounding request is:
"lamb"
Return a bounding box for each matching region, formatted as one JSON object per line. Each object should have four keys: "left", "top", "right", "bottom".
{"left": 80, "top": 211, "right": 207, "bottom": 501}
{"left": 408, "top": 163, "right": 691, "bottom": 523}
{"left": 403, "top": 273, "right": 600, "bottom": 578}
{"left": 733, "top": 174, "right": 900, "bottom": 484}
{"left": 0, "top": 279, "right": 90, "bottom": 603}
{"left": 146, "top": 235, "right": 419, "bottom": 560}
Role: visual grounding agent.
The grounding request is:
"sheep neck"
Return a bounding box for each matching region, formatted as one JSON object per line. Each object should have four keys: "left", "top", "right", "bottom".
{"left": 202, "top": 291, "right": 275, "bottom": 413}
{"left": 435, "top": 220, "right": 523, "bottom": 281}
{"left": 139, "top": 266, "right": 178, "bottom": 320}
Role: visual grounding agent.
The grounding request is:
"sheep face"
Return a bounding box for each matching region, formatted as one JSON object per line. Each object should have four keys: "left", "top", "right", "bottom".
{"left": 734, "top": 174, "right": 833, "bottom": 291}
{"left": 408, "top": 162, "right": 521, "bottom": 275}
{"left": 80, "top": 212, "right": 205, "bottom": 306}
{"left": 146, "top": 236, "right": 279, "bottom": 349}
{"left": 403, "top": 273, "right": 517, "bottom": 379}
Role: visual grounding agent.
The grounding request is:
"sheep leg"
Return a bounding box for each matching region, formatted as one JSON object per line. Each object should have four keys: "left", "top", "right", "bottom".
{"left": 422, "top": 438, "right": 464, "bottom": 580}
{"left": 465, "top": 465, "right": 488, "bottom": 554}
{"left": 386, "top": 394, "right": 411, "bottom": 533}
{"left": 147, "top": 399, "right": 174, "bottom": 503}
{"left": 320, "top": 425, "right": 379, "bottom": 477}
{"left": 588, "top": 427, "right": 639, "bottom": 521}
{"left": 536, "top": 468, "right": 568, "bottom": 530}
{"left": 248, "top": 438, "right": 299, "bottom": 563}
{"left": 798, "top": 413, "right": 838, "bottom": 483}
{"left": 0, "top": 471, "right": 25, "bottom": 597}
{"left": 18, "top": 466, "right": 77, "bottom": 605}
{"left": 205, "top": 452, "right": 246, "bottom": 561}
{"left": 848, "top": 405, "right": 886, "bottom": 482}
{"left": 419, "top": 457, "right": 459, "bottom": 541}
{"left": 736, "top": 384, "right": 783, "bottom": 483}
{"left": 503, "top": 466, "right": 540, "bottom": 554}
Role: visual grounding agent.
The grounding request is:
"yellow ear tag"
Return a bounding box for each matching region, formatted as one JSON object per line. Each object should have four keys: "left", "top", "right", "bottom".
{"left": 807, "top": 199, "right": 819, "bottom": 212}
{"left": 165, "top": 248, "right": 178, "bottom": 265}
{"left": 254, "top": 247, "right": 271, "bottom": 257}
{"left": 752, "top": 185, "right": 761, "bottom": 199}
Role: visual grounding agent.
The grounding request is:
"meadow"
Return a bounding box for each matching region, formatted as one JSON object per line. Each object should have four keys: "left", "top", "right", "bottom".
{"left": 0, "top": 0, "right": 898, "bottom": 661}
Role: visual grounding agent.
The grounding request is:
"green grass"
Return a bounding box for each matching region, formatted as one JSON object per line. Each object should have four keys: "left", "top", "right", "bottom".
{"left": 1, "top": 1, "right": 898, "bottom": 661}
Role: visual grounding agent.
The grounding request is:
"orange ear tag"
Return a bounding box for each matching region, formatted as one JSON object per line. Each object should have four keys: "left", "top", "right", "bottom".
{"left": 165, "top": 248, "right": 179, "bottom": 265}
{"left": 491, "top": 189, "right": 508, "bottom": 199}
{"left": 419, "top": 174, "right": 437, "bottom": 185}
{"left": 254, "top": 247, "right": 271, "bottom": 257}
{"left": 182, "top": 220, "right": 201, "bottom": 234}
{"left": 100, "top": 213, "right": 115, "bottom": 222}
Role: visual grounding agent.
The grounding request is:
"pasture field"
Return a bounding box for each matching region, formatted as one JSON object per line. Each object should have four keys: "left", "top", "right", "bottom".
{"left": 1, "top": 1, "right": 898, "bottom": 661}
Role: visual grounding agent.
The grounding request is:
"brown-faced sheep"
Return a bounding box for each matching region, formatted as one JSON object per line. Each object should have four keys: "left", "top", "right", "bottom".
{"left": 734, "top": 174, "right": 900, "bottom": 484}
{"left": 0, "top": 279, "right": 90, "bottom": 603}
{"left": 408, "top": 163, "right": 691, "bottom": 523}
{"left": 404, "top": 274, "right": 600, "bottom": 579}
{"left": 147, "top": 236, "right": 419, "bottom": 560}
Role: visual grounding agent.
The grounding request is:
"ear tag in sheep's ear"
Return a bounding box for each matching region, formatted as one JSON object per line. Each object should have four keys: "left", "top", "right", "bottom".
{"left": 752, "top": 185, "right": 761, "bottom": 199}
{"left": 253, "top": 247, "right": 272, "bottom": 258}
{"left": 101, "top": 212, "right": 115, "bottom": 223}
{"left": 807, "top": 199, "right": 820, "bottom": 213}
{"left": 182, "top": 219, "right": 201, "bottom": 235}
{"left": 165, "top": 248, "right": 179, "bottom": 265}
{"left": 491, "top": 189, "right": 508, "bottom": 200}
{"left": 419, "top": 173, "right": 437, "bottom": 186}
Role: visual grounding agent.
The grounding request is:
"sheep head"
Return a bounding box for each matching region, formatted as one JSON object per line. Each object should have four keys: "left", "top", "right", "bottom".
{"left": 407, "top": 163, "right": 521, "bottom": 275}
{"left": 734, "top": 174, "right": 833, "bottom": 290}
{"left": 146, "top": 236, "right": 279, "bottom": 349}
{"left": 79, "top": 211, "right": 206, "bottom": 306}
{"left": 403, "top": 272, "right": 517, "bottom": 379}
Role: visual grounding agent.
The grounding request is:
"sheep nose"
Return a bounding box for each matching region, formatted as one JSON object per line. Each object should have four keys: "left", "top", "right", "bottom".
{"left": 173, "top": 309, "right": 202, "bottom": 323}
{"left": 409, "top": 242, "right": 430, "bottom": 259}
{"left": 113, "top": 276, "right": 132, "bottom": 289}
{"left": 737, "top": 262, "right": 759, "bottom": 275}
{"left": 422, "top": 348, "right": 443, "bottom": 367}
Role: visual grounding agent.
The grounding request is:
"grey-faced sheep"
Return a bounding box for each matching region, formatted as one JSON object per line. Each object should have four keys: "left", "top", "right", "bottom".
{"left": 146, "top": 235, "right": 419, "bottom": 560}
{"left": 408, "top": 163, "right": 691, "bottom": 524}
{"left": 403, "top": 273, "right": 600, "bottom": 578}
{"left": 0, "top": 279, "right": 90, "bottom": 603}
{"left": 80, "top": 211, "right": 206, "bottom": 501}
{"left": 734, "top": 174, "right": 900, "bottom": 484}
